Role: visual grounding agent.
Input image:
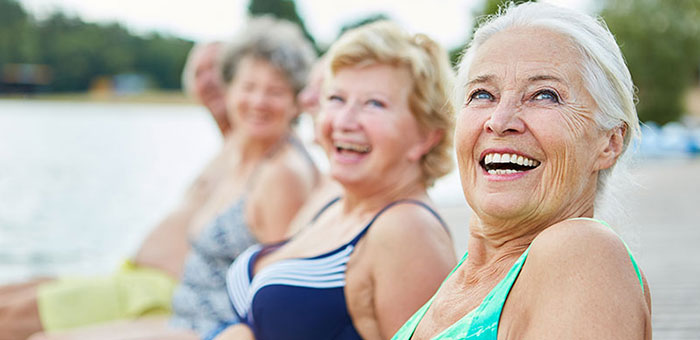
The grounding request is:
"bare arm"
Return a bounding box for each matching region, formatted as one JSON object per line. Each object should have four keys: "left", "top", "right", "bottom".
{"left": 508, "top": 220, "right": 651, "bottom": 340}
{"left": 131, "top": 203, "right": 198, "bottom": 278}
{"left": 246, "top": 158, "right": 315, "bottom": 244}
{"left": 132, "top": 151, "right": 228, "bottom": 278}
{"left": 366, "top": 203, "right": 457, "bottom": 338}
{"left": 213, "top": 323, "right": 255, "bottom": 340}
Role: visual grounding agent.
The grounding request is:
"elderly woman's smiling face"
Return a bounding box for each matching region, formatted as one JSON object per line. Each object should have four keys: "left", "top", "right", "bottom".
{"left": 226, "top": 55, "right": 298, "bottom": 141}
{"left": 319, "top": 63, "right": 427, "bottom": 190}
{"left": 456, "top": 27, "right": 617, "bottom": 227}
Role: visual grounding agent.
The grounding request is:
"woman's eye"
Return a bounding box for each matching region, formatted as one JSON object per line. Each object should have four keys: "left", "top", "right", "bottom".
{"left": 366, "top": 99, "right": 385, "bottom": 108}
{"left": 328, "top": 95, "right": 344, "bottom": 103}
{"left": 533, "top": 89, "right": 560, "bottom": 103}
{"left": 469, "top": 89, "right": 494, "bottom": 102}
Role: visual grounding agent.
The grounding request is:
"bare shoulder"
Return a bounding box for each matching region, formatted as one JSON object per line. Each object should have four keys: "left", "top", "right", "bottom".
{"left": 247, "top": 146, "right": 317, "bottom": 243}
{"left": 362, "top": 201, "right": 456, "bottom": 274}
{"left": 525, "top": 219, "right": 645, "bottom": 295}
{"left": 528, "top": 219, "right": 637, "bottom": 277}
{"left": 508, "top": 219, "right": 650, "bottom": 339}
{"left": 365, "top": 201, "right": 453, "bottom": 252}
{"left": 254, "top": 146, "right": 316, "bottom": 196}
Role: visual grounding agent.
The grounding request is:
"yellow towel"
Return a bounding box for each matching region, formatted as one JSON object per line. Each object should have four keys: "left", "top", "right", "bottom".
{"left": 37, "top": 260, "right": 177, "bottom": 332}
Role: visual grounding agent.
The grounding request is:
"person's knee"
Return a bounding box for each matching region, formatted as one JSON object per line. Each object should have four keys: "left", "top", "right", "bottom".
{"left": 0, "top": 292, "right": 43, "bottom": 340}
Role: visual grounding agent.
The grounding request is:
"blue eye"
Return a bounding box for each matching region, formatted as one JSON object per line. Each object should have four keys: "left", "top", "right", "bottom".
{"left": 533, "top": 89, "right": 559, "bottom": 103}
{"left": 469, "top": 89, "right": 494, "bottom": 102}
{"left": 366, "top": 99, "right": 385, "bottom": 108}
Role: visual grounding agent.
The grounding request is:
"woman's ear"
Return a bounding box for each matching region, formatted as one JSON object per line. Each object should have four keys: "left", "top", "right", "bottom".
{"left": 595, "top": 124, "right": 626, "bottom": 171}
{"left": 408, "top": 128, "right": 444, "bottom": 162}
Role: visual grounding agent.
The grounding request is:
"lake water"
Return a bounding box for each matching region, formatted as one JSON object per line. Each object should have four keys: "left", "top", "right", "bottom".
{"left": 0, "top": 100, "right": 222, "bottom": 283}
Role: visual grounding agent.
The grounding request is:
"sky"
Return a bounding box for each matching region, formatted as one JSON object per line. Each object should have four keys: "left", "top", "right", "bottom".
{"left": 17, "top": 0, "right": 593, "bottom": 50}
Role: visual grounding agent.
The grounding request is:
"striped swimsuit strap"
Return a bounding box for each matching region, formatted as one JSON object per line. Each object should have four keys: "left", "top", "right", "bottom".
{"left": 227, "top": 198, "right": 447, "bottom": 321}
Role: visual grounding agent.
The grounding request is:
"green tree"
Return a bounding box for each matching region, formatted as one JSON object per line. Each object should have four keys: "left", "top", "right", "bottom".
{"left": 0, "top": 0, "right": 40, "bottom": 66}
{"left": 0, "top": 0, "right": 192, "bottom": 93}
{"left": 248, "top": 0, "right": 317, "bottom": 52}
{"left": 479, "top": 0, "right": 534, "bottom": 18}
{"left": 601, "top": 0, "right": 700, "bottom": 124}
{"left": 338, "top": 13, "right": 390, "bottom": 38}
{"left": 133, "top": 33, "right": 193, "bottom": 89}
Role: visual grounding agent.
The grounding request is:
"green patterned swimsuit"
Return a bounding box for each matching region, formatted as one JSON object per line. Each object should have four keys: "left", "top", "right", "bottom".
{"left": 391, "top": 218, "right": 644, "bottom": 340}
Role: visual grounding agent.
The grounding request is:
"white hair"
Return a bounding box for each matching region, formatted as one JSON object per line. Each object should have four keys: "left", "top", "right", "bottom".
{"left": 181, "top": 41, "right": 223, "bottom": 98}
{"left": 220, "top": 16, "right": 316, "bottom": 95}
{"left": 455, "top": 2, "right": 640, "bottom": 206}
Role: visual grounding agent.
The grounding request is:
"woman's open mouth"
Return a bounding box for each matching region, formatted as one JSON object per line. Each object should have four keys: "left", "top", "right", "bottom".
{"left": 335, "top": 141, "right": 372, "bottom": 155}
{"left": 480, "top": 152, "right": 540, "bottom": 175}
{"left": 332, "top": 141, "right": 372, "bottom": 163}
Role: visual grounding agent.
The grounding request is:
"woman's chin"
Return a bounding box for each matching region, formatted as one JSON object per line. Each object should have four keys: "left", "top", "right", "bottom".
{"left": 329, "top": 173, "right": 358, "bottom": 188}
{"left": 329, "top": 168, "right": 368, "bottom": 190}
{"left": 474, "top": 198, "right": 533, "bottom": 222}
{"left": 245, "top": 127, "right": 286, "bottom": 141}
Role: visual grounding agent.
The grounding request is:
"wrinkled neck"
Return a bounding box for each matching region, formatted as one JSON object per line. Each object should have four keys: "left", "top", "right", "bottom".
{"left": 467, "top": 199, "right": 594, "bottom": 266}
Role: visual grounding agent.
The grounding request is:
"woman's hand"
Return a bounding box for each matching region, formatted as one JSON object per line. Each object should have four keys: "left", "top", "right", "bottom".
{"left": 213, "top": 323, "right": 255, "bottom": 340}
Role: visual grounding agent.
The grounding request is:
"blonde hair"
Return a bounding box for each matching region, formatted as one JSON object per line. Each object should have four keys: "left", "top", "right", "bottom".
{"left": 325, "top": 21, "right": 456, "bottom": 186}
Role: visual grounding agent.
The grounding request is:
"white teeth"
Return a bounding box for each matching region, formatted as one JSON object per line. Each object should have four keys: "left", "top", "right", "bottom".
{"left": 488, "top": 169, "right": 521, "bottom": 175}
{"left": 483, "top": 152, "right": 540, "bottom": 167}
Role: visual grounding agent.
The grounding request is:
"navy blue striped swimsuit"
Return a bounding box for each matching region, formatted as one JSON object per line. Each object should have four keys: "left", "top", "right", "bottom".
{"left": 221, "top": 198, "right": 447, "bottom": 340}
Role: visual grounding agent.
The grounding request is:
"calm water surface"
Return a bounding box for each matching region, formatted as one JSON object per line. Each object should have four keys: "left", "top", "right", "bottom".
{"left": 0, "top": 100, "right": 220, "bottom": 283}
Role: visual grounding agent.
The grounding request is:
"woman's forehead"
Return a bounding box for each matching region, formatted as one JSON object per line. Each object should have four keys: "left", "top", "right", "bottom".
{"left": 468, "top": 27, "right": 582, "bottom": 86}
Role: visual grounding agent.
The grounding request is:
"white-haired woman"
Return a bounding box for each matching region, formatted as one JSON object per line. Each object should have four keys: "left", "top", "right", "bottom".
{"left": 25, "top": 16, "right": 319, "bottom": 340}
{"left": 392, "top": 2, "right": 651, "bottom": 339}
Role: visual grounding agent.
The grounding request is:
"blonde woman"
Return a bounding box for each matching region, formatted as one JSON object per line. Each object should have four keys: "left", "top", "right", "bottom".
{"left": 213, "top": 21, "right": 458, "bottom": 340}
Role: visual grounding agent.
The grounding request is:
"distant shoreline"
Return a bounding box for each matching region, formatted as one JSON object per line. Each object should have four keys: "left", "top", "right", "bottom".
{"left": 0, "top": 90, "right": 195, "bottom": 105}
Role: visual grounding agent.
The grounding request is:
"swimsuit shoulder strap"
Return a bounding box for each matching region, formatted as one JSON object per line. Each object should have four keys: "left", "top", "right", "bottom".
{"left": 348, "top": 199, "right": 449, "bottom": 247}
{"left": 309, "top": 196, "right": 342, "bottom": 223}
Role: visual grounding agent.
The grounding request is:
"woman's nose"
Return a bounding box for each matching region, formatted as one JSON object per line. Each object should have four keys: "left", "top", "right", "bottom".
{"left": 332, "top": 102, "right": 360, "bottom": 131}
{"left": 485, "top": 99, "right": 525, "bottom": 135}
